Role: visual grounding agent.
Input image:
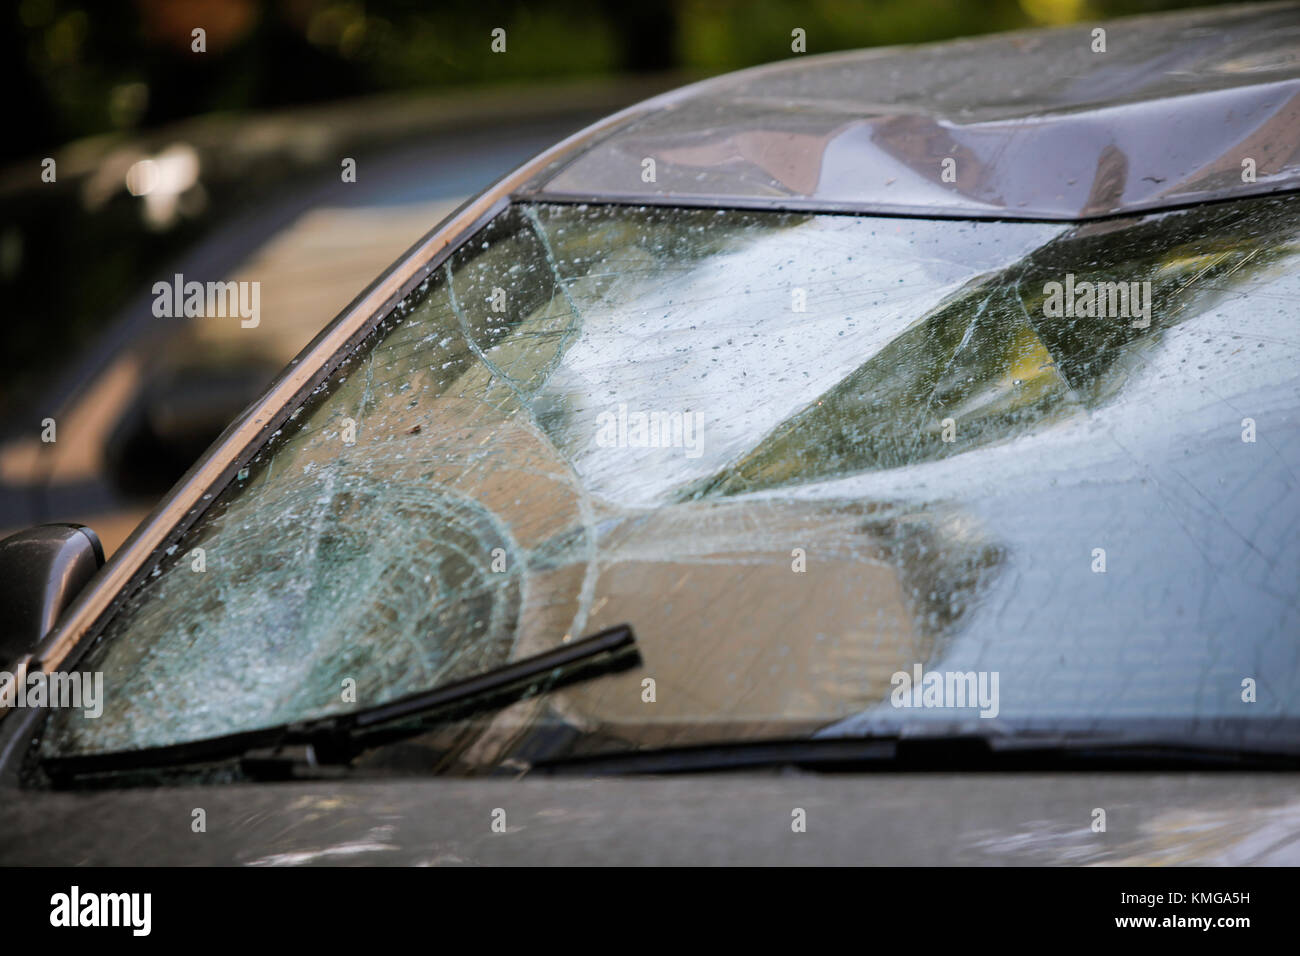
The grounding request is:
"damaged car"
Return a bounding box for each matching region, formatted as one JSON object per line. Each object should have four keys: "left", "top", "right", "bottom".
{"left": 2, "top": 2, "right": 1300, "bottom": 865}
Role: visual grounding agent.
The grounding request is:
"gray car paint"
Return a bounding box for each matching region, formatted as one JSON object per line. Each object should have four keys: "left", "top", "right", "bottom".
{"left": 534, "top": 1, "right": 1300, "bottom": 219}
{"left": 2, "top": 774, "right": 1298, "bottom": 866}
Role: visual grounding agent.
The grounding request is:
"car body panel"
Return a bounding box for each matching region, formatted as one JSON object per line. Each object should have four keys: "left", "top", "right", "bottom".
{"left": 1, "top": 774, "right": 1298, "bottom": 865}
{"left": 534, "top": 1, "right": 1300, "bottom": 219}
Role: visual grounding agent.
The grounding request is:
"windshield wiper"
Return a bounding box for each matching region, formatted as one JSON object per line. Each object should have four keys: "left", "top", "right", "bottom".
{"left": 42, "top": 624, "right": 639, "bottom": 785}
{"left": 531, "top": 731, "right": 1300, "bottom": 775}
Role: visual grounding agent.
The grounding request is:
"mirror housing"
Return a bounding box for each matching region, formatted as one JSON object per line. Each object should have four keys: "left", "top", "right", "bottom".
{"left": 0, "top": 524, "right": 104, "bottom": 666}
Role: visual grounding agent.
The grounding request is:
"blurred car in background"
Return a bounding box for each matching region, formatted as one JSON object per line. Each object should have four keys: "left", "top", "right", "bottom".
{"left": 0, "top": 77, "right": 677, "bottom": 553}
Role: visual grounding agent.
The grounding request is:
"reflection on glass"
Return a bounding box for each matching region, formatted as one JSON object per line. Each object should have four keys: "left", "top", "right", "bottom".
{"left": 45, "top": 196, "right": 1300, "bottom": 768}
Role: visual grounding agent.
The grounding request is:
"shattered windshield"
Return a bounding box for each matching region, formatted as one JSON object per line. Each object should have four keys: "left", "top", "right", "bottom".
{"left": 42, "top": 195, "right": 1300, "bottom": 768}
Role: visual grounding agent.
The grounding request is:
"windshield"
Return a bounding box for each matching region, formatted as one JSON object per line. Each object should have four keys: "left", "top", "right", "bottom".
{"left": 41, "top": 195, "right": 1300, "bottom": 770}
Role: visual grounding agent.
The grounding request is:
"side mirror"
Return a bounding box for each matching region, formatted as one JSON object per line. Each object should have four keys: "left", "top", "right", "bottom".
{"left": 0, "top": 524, "right": 104, "bottom": 666}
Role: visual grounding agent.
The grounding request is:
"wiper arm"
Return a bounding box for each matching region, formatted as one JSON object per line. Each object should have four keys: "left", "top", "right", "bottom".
{"left": 43, "top": 624, "right": 639, "bottom": 784}
{"left": 268, "top": 623, "right": 642, "bottom": 775}
{"left": 533, "top": 731, "right": 1300, "bottom": 776}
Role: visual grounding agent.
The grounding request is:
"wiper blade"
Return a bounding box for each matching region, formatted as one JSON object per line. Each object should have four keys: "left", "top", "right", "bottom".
{"left": 43, "top": 624, "right": 639, "bottom": 784}
{"left": 532, "top": 732, "right": 1300, "bottom": 776}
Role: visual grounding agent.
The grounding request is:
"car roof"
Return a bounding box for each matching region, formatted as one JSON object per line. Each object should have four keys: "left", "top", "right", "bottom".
{"left": 522, "top": 1, "right": 1300, "bottom": 220}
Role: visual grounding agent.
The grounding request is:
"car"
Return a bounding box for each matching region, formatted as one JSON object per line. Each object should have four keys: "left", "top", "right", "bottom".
{"left": 1, "top": 1, "right": 1299, "bottom": 866}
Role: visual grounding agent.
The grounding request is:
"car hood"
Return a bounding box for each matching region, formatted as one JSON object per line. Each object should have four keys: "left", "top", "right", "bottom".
{"left": 3, "top": 773, "right": 1299, "bottom": 865}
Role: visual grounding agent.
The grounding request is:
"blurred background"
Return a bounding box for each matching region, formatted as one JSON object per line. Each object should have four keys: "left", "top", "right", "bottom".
{"left": 0, "top": 0, "right": 1240, "bottom": 553}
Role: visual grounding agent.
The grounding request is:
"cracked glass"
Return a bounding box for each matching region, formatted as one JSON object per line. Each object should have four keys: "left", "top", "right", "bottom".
{"left": 43, "top": 195, "right": 1300, "bottom": 768}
